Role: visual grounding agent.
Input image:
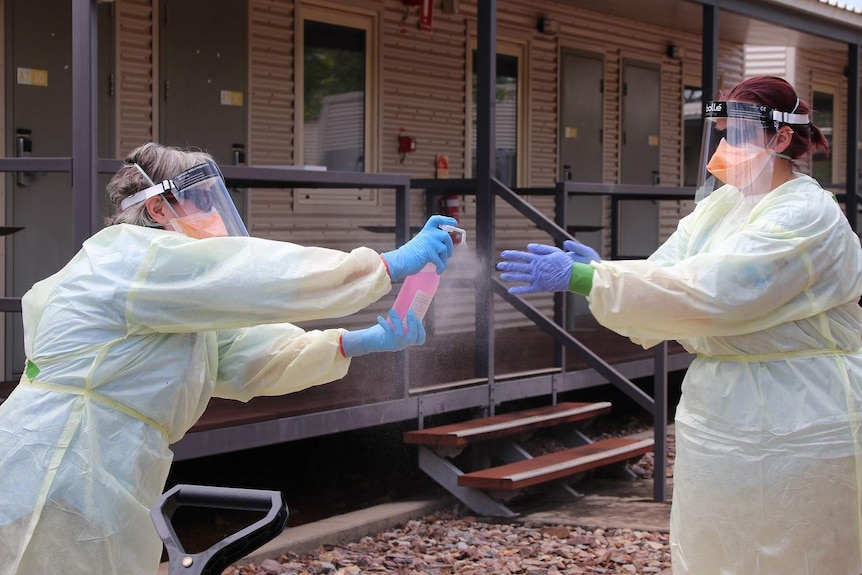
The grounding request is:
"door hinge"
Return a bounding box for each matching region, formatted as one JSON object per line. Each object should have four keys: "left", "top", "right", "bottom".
{"left": 623, "top": 82, "right": 627, "bottom": 97}
{"left": 108, "top": 73, "right": 115, "bottom": 98}
{"left": 164, "top": 80, "right": 169, "bottom": 102}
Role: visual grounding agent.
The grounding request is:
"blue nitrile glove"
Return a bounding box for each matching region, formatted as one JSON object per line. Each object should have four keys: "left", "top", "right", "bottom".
{"left": 340, "top": 309, "right": 427, "bottom": 357}
{"left": 381, "top": 215, "right": 458, "bottom": 282}
{"left": 497, "top": 243, "right": 574, "bottom": 294}
{"left": 563, "top": 239, "right": 600, "bottom": 264}
{"left": 497, "top": 240, "right": 600, "bottom": 294}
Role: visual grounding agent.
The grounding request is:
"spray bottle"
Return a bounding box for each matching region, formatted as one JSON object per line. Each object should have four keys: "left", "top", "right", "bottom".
{"left": 392, "top": 224, "right": 467, "bottom": 324}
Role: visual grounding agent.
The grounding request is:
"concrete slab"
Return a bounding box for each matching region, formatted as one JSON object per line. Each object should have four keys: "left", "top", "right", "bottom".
{"left": 514, "top": 477, "right": 672, "bottom": 533}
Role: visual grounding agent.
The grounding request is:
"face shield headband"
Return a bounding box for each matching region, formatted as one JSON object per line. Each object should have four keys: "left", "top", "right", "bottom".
{"left": 120, "top": 161, "right": 249, "bottom": 238}
{"left": 694, "top": 101, "right": 810, "bottom": 202}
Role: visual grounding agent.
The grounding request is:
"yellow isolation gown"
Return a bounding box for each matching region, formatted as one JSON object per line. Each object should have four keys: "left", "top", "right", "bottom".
{"left": 0, "top": 223, "right": 391, "bottom": 575}
{"left": 588, "top": 175, "right": 862, "bottom": 574}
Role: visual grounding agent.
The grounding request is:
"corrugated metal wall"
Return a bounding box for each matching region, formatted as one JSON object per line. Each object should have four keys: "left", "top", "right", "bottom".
{"left": 248, "top": 0, "right": 294, "bottom": 166}
{"left": 744, "top": 45, "right": 792, "bottom": 81}
{"left": 116, "top": 0, "right": 154, "bottom": 156}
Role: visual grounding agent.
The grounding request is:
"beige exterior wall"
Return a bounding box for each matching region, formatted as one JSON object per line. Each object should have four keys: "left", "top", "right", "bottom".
{"left": 116, "top": 0, "right": 155, "bottom": 155}
{"left": 795, "top": 47, "right": 849, "bottom": 185}
{"left": 118, "top": 1, "right": 862, "bottom": 333}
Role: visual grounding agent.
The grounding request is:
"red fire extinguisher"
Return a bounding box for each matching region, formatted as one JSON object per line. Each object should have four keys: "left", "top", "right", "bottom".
{"left": 440, "top": 194, "right": 462, "bottom": 244}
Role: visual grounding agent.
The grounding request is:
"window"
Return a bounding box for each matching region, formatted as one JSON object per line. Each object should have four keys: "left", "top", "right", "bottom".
{"left": 469, "top": 44, "right": 524, "bottom": 188}
{"left": 683, "top": 86, "right": 703, "bottom": 187}
{"left": 296, "top": 6, "right": 378, "bottom": 205}
{"left": 303, "top": 20, "right": 366, "bottom": 171}
{"left": 812, "top": 90, "right": 834, "bottom": 185}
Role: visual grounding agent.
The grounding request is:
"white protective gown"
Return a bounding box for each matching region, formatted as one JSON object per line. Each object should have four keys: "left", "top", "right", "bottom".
{"left": 0, "top": 224, "right": 391, "bottom": 575}
{"left": 588, "top": 175, "right": 862, "bottom": 575}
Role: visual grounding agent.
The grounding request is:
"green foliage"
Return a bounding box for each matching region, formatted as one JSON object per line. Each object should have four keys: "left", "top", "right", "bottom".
{"left": 304, "top": 48, "right": 365, "bottom": 121}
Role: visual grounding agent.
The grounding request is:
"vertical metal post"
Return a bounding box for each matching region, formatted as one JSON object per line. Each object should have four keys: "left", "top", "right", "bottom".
{"left": 72, "top": 0, "right": 99, "bottom": 245}
{"left": 847, "top": 44, "right": 859, "bottom": 232}
{"left": 475, "top": 0, "right": 497, "bottom": 412}
{"left": 553, "top": 182, "right": 567, "bottom": 371}
{"left": 702, "top": 4, "right": 718, "bottom": 103}
{"left": 653, "top": 341, "right": 668, "bottom": 502}
{"left": 395, "top": 181, "right": 411, "bottom": 397}
{"left": 425, "top": 187, "right": 436, "bottom": 222}
{"left": 395, "top": 182, "right": 409, "bottom": 249}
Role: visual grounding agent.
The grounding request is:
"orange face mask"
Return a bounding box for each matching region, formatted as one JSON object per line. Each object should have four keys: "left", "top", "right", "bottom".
{"left": 706, "top": 138, "right": 774, "bottom": 190}
{"left": 170, "top": 210, "right": 229, "bottom": 239}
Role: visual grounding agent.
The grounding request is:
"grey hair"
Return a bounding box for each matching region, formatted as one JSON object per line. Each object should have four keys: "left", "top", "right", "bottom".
{"left": 104, "top": 142, "right": 216, "bottom": 227}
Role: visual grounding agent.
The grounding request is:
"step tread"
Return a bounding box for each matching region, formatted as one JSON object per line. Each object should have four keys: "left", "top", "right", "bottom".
{"left": 457, "top": 437, "right": 654, "bottom": 491}
{"left": 403, "top": 402, "right": 612, "bottom": 447}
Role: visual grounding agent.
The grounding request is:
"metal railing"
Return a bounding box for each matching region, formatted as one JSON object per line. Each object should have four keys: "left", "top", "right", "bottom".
{"left": 0, "top": 159, "right": 415, "bottom": 386}
{"left": 414, "top": 177, "right": 700, "bottom": 501}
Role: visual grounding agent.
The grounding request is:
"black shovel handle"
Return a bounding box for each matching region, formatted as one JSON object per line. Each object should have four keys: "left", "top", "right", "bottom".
{"left": 151, "top": 484, "right": 289, "bottom": 575}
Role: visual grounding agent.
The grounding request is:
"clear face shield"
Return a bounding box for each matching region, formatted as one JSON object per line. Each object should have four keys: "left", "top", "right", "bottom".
{"left": 695, "top": 101, "right": 784, "bottom": 202}
{"left": 120, "top": 161, "right": 249, "bottom": 239}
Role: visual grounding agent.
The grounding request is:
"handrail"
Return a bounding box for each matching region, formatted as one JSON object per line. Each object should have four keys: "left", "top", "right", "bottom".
{"left": 0, "top": 162, "right": 415, "bottom": 394}
{"left": 491, "top": 278, "right": 654, "bottom": 411}
{"left": 493, "top": 181, "right": 570, "bottom": 244}
{"left": 0, "top": 157, "right": 73, "bottom": 172}
{"left": 559, "top": 181, "right": 697, "bottom": 199}
{"left": 490, "top": 179, "right": 654, "bottom": 400}
{"left": 484, "top": 177, "right": 670, "bottom": 500}
{"left": 0, "top": 298, "right": 22, "bottom": 313}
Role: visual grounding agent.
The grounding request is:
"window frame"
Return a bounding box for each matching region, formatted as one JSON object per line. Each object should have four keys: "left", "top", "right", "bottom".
{"left": 465, "top": 37, "right": 528, "bottom": 188}
{"left": 811, "top": 84, "right": 838, "bottom": 186}
{"left": 682, "top": 84, "right": 704, "bottom": 188}
{"left": 294, "top": 2, "right": 380, "bottom": 206}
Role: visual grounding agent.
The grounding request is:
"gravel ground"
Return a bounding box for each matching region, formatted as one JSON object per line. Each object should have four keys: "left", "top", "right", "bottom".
{"left": 221, "top": 430, "right": 677, "bottom": 575}
{"left": 226, "top": 516, "right": 672, "bottom": 575}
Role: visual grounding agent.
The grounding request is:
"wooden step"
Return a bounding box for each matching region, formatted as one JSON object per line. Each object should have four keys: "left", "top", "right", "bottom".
{"left": 403, "top": 402, "right": 612, "bottom": 447}
{"left": 457, "top": 437, "right": 654, "bottom": 491}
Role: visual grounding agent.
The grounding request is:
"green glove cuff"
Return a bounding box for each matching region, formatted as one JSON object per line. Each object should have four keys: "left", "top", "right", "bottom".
{"left": 568, "top": 262, "right": 594, "bottom": 296}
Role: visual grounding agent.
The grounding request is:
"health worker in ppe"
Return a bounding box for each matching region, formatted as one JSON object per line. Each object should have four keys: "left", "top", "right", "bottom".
{"left": 497, "top": 76, "right": 862, "bottom": 575}
{"left": 0, "top": 142, "right": 458, "bottom": 575}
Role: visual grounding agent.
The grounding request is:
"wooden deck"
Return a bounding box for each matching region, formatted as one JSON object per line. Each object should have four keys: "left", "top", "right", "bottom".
{"left": 0, "top": 317, "right": 690, "bottom": 438}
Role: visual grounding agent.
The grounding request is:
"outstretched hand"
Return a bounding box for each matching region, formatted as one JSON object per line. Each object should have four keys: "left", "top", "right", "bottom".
{"left": 340, "top": 309, "right": 427, "bottom": 357}
{"left": 563, "top": 239, "right": 599, "bottom": 265}
{"left": 382, "top": 215, "right": 458, "bottom": 282}
{"left": 497, "top": 240, "right": 599, "bottom": 294}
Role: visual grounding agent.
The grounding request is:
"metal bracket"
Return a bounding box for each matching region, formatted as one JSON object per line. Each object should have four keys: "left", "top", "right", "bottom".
{"left": 417, "top": 395, "right": 426, "bottom": 430}
{"left": 417, "top": 447, "right": 517, "bottom": 518}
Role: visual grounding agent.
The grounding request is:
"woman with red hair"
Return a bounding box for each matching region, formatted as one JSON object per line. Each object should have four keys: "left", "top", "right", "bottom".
{"left": 499, "top": 76, "right": 862, "bottom": 574}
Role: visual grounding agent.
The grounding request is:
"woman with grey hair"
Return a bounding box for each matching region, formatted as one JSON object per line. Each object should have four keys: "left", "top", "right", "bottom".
{"left": 0, "top": 142, "right": 458, "bottom": 575}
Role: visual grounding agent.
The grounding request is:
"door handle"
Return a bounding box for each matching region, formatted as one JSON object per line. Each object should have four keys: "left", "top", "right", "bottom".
{"left": 232, "top": 143, "right": 246, "bottom": 166}
{"left": 15, "top": 129, "right": 33, "bottom": 187}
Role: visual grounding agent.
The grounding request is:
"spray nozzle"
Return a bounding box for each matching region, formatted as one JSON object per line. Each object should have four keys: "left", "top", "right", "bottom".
{"left": 439, "top": 224, "right": 467, "bottom": 246}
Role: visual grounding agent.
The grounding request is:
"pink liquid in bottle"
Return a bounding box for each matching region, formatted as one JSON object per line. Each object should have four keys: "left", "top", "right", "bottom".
{"left": 392, "top": 263, "right": 440, "bottom": 324}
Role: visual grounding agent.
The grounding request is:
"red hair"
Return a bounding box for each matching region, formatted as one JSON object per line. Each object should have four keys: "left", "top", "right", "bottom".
{"left": 723, "top": 76, "right": 829, "bottom": 160}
